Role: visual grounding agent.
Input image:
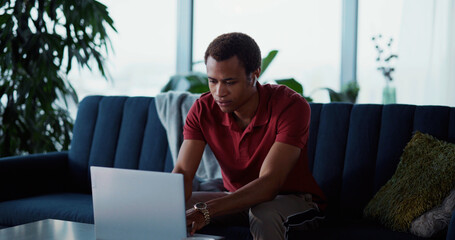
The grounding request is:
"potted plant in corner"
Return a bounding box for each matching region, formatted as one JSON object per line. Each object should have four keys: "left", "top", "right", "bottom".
{"left": 0, "top": 0, "right": 117, "bottom": 156}
{"left": 372, "top": 34, "right": 398, "bottom": 104}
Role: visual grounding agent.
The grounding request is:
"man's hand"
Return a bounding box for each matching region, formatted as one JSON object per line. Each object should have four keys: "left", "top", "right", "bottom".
{"left": 186, "top": 208, "right": 208, "bottom": 235}
{"left": 180, "top": 141, "right": 302, "bottom": 232}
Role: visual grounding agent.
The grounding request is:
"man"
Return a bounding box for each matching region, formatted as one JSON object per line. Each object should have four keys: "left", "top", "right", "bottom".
{"left": 172, "top": 32, "right": 326, "bottom": 240}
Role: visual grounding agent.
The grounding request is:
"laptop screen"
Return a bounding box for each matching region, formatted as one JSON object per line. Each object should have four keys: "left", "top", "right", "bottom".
{"left": 91, "top": 166, "right": 187, "bottom": 240}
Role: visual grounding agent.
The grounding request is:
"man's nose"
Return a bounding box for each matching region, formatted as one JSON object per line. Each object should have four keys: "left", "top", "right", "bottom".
{"left": 216, "top": 83, "right": 228, "bottom": 97}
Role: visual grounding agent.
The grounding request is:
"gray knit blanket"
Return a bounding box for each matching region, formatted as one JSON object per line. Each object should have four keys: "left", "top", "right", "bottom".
{"left": 154, "top": 91, "right": 222, "bottom": 189}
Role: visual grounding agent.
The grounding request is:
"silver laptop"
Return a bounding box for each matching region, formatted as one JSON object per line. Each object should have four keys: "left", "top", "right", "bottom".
{"left": 90, "top": 166, "right": 223, "bottom": 240}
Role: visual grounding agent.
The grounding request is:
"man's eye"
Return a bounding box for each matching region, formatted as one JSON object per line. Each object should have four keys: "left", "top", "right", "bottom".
{"left": 226, "top": 81, "right": 235, "bottom": 85}
{"left": 209, "top": 80, "right": 217, "bottom": 84}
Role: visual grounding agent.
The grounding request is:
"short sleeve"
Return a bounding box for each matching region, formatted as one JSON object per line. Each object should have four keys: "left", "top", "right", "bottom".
{"left": 275, "top": 96, "right": 311, "bottom": 149}
{"left": 183, "top": 99, "right": 206, "bottom": 142}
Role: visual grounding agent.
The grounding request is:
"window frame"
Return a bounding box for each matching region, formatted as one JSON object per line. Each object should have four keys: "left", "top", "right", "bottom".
{"left": 176, "top": 0, "right": 358, "bottom": 86}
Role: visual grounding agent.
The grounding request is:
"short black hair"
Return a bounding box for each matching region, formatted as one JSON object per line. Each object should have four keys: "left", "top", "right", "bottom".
{"left": 204, "top": 32, "right": 261, "bottom": 75}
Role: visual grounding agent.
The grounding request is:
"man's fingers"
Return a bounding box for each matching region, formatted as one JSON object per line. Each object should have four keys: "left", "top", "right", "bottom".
{"left": 191, "top": 221, "right": 196, "bottom": 235}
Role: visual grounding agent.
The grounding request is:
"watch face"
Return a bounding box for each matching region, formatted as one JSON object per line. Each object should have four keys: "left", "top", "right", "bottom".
{"left": 195, "top": 202, "right": 207, "bottom": 209}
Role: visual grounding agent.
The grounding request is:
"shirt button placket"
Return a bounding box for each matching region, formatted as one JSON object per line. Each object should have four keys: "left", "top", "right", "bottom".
{"left": 238, "top": 133, "right": 250, "bottom": 159}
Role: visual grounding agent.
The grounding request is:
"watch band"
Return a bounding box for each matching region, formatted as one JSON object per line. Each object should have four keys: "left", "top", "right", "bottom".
{"left": 194, "top": 202, "right": 210, "bottom": 225}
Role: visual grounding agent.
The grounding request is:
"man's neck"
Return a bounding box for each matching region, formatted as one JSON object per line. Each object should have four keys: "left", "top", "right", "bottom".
{"left": 233, "top": 91, "right": 259, "bottom": 130}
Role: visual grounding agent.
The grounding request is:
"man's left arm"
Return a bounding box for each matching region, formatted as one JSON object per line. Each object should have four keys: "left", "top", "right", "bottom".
{"left": 187, "top": 141, "right": 301, "bottom": 233}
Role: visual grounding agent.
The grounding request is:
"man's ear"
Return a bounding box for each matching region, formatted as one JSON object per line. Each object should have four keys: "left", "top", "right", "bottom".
{"left": 254, "top": 68, "right": 261, "bottom": 80}
{"left": 251, "top": 68, "right": 261, "bottom": 85}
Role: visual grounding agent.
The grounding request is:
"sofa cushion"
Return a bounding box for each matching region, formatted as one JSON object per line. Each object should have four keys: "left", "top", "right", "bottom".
{"left": 364, "top": 131, "right": 455, "bottom": 231}
{"left": 68, "top": 96, "right": 173, "bottom": 193}
{"left": 311, "top": 103, "right": 353, "bottom": 217}
{"left": 0, "top": 193, "right": 93, "bottom": 227}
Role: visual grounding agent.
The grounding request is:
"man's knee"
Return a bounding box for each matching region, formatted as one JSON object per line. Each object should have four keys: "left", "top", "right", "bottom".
{"left": 249, "top": 202, "right": 286, "bottom": 240}
{"left": 249, "top": 201, "right": 284, "bottom": 227}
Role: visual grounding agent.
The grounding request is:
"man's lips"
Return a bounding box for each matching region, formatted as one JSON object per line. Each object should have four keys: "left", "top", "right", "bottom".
{"left": 216, "top": 100, "right": 232, "bottom": 107}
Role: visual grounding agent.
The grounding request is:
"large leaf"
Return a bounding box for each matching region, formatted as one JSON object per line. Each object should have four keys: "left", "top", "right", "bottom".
{"left": 261, "top": 50, "right": 278, "bottom": 77}
{"left": 162, "top": 72, "right": 209, "bottom": 94}
{"left": 275, "top": 78, "right": 303, "bottom": 95}
{"left": 161, "top": 75, "right": 182, "bottom": 92}
{"left": 186, "top": 74, "right": 209, "bottom": 93}
{"left": 275, "top": 78, "right": 313, "bottom": 102}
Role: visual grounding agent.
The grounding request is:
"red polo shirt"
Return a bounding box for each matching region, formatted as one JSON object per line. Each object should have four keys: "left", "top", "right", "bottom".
{"left": 183, "top": 83, "right": 326, "bottom": 205}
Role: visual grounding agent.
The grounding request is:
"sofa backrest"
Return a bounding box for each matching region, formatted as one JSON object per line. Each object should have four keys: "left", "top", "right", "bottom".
{"left": 68, "top": 96, "right": 455, "bottom": 221}
{"left": 68, "top": 96, "right": 174, "bottom": 193}
{"left": 308, "top": 103, "right": 455, "bottom": 221}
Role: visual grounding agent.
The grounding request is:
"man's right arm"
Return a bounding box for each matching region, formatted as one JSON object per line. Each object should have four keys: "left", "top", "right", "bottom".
{"left": 172, "top": 139, "right": 206, "bottom": 201}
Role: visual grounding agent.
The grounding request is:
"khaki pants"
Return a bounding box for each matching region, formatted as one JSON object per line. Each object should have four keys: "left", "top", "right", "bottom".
{"left": 186, "top": 192, "right": 318, "bottom": 240}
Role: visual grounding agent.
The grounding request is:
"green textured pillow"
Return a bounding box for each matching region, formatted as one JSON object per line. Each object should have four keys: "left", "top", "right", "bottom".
{"left": 364, "top": 131, "right": 455, "bottom": 231}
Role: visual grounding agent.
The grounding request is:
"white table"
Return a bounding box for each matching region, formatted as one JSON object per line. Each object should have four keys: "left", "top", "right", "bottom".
{"left": 0, "top": 219, "right": 94, "bottom": 240}
{"left": 0, "top": 219, "right": 223, "bottom": 240}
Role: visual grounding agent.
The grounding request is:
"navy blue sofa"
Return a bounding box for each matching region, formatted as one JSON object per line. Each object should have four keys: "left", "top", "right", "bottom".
{"left": 1, "top": 95, "right": 454, "bottom": 240}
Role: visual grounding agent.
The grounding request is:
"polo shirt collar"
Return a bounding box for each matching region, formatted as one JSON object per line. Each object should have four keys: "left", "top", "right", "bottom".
{"left": 220, "top": 82, "right": 270, "bottom": 128}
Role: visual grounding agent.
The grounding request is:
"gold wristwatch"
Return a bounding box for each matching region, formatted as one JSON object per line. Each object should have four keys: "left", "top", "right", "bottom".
{"left": 193, "top": 202, "right": 210, "bottom": 225}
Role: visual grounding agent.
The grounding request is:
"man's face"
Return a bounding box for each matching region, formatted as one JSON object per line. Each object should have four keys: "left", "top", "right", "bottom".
{"left": 206, "top": 55, "right": 258, "bottom": 113}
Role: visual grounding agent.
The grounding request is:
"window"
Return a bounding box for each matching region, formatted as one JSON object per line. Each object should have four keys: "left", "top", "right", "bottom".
{"left": 356, "top": 0, "right": 404, "bottom": 103}
{"left": 68, "top": 0, "right": 177, "bottom": 100}
{"left": 193, "top": 0, "right": 342, "bottom": 102}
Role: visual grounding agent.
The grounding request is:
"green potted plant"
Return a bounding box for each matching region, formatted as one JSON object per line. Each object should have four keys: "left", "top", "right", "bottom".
{"left": 0, "top": 0, "right": 116, "bottom": 156}
{"left": 314, "top": 81, "right": 360, "bottom": 103}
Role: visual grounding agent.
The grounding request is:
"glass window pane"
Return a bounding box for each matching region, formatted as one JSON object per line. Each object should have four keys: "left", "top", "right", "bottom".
{"left": 357, "top": 0, "right": 404, "bottom": 103}
{"left": 69, "top": 0, "right": 176, "bottom": 100}
{"left": 193, "top": 0, "right": 342, "bottom": 102}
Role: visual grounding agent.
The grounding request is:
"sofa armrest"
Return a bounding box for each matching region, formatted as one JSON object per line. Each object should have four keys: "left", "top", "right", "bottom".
{"left": 0, "top": 152, "right": 69, "bottom": 202}
{"left": 447, "top": 211, "right": 455, "bottom": 240}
